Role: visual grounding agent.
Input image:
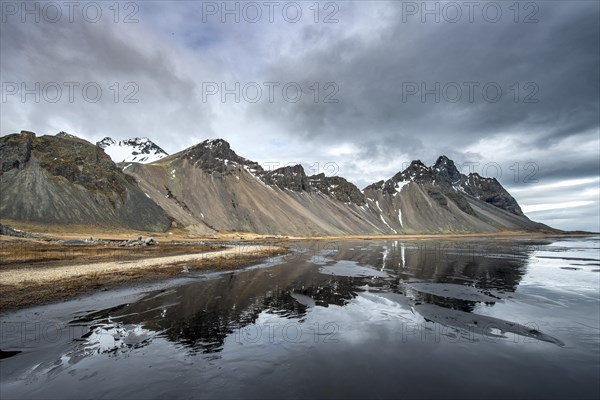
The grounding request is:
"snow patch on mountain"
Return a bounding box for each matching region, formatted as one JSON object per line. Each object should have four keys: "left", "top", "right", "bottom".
{"left": 97, "top": 137, "right": 168, "bottom": 163}
{"left": 379, "top": 214, "right": 397, "bottom": 234}
{"left": 394, "top": 181, "right": 410, "bottom": 196}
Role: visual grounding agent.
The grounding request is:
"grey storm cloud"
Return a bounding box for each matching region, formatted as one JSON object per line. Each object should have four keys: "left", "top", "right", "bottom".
{"left": 255, "top": 2, "right": 598, "bottom": 145}
{"left": 0, "top": 0, "right": 598, "bottom": 231}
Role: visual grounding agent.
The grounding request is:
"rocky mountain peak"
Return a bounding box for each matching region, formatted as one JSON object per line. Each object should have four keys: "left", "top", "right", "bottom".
{"left": 97, "top": 137, "right": 115, "bottom": 146}
{"left": 3, "top": 133, "right": 135, "bottom": 196}
{"left": 468, "top": 172, "right": 494, "bottom": 182}
{"left": 393, "top": 159, "right": 433, "bottom": 183}
{"left": 360, "top": 155, "right": 526, "bottom": 217}
{"left": 432, "top": 155, "right": 461, "bottom": 183}
{"left": 309, "top": 173, "right": 366, "bottom": 205}
{"left": 56, "top": 131, "right": 81, "bottom": 140}
{"left": 406, "top": 159, "right": 431, "bottom": 174}
{"left": 186, "top": 139, "right": 237, "bottom": 159}
{"left": 263, "top": 164, "right": 310, "bottom": 192}
{"left": 457, "top": 172, "right": 523, "bottom": 216}
{"left": 181, "top": 138, "right": 257, "bottom": 173}
{"left": 203, "top": 138, "right": 229, "bottom": 148}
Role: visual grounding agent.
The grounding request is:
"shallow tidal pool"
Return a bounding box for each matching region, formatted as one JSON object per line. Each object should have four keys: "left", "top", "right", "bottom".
{"left": 1, "top": 236, "right": 599, "bottom": 399}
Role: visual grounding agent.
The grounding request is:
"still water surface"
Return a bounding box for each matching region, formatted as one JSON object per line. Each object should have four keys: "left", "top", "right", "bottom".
{"left": 1, "top": 237, "right": 599, "bottom": 399}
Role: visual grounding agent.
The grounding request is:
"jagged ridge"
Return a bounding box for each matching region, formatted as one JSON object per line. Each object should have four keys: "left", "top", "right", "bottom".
{"left": 123, "top": 137, "right": 551, "bottom": 235}
{"left": 1, "top": 131, "right": 552, "bottom": 235}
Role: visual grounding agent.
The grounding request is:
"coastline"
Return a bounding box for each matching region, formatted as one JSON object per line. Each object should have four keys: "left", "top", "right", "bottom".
{"left": 1, "top": 218, "right": 595, "bottom": 243}
{"left": 0, "top": 243, "right": 286, "bottom": 311}
{"left": 1, "top": 224, "right": 596, "bottom": 311}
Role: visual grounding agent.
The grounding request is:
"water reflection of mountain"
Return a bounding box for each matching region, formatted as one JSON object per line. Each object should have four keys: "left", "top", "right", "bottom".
{"left": 343, "top": 240, "right": 546, "bottom": 289}
{"left": 334, "top": 240, "right": 547, "bottom": 312}
{"left": 76, "top": 260, "right": 365, "bottom": 354}
{"left": 72, "top": 240, "right": 549, "bottom": 353}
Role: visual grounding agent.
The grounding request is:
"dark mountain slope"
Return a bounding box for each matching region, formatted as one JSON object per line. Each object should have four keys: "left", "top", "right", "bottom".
{"left": 124, "top": 140, "right": 387, "bottom": 236}
{"left": 362, "top": 155, "right": 552, "bottom": 234}
{"left": 125, "top": 140, "right": 555, "bottom": 235}
{"left": 0, "top": 131, "right": 171, "bottom": 231}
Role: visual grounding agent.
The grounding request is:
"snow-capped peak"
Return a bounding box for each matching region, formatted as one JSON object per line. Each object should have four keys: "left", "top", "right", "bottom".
{"left": 97, "top": 137, "right": 168, "bottom": 163}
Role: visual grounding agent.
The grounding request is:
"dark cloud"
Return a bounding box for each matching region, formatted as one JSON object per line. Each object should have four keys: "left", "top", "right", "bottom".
{"left": 255, "top": 1, "right": 599, "bottom": 147}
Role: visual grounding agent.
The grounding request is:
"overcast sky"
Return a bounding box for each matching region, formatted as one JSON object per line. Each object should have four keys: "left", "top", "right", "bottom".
{"left": 1, "top": 1, "right": 598, "bottom": 231}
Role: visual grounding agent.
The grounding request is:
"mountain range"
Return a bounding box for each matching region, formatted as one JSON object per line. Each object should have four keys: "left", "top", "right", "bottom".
{"left": 0, "top": 131, "right": 555, "bottom": 236}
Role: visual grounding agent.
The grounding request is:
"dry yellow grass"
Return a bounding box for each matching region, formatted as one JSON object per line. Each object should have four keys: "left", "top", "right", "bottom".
{"left": 0, "top": 240, "right": 222, "bottom": 267}
{"left": 0, "top": 241, "right": 286, "bottom": 310}
{"left": 0, "top": 245, "right": 279, "bottom": 285}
